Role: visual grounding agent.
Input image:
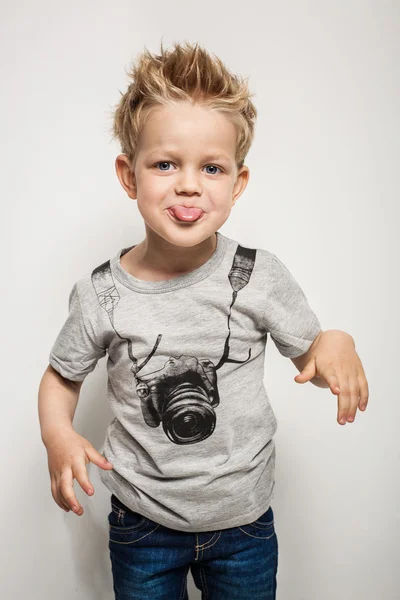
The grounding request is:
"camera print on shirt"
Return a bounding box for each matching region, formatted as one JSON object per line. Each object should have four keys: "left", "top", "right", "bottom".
{"left": 91, "top": 244, "right": 256, "bottom": 446}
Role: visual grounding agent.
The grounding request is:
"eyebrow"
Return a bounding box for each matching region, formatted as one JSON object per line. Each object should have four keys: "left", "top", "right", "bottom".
{"left": 146, "top": 148, "right": 232, "bottom": 162}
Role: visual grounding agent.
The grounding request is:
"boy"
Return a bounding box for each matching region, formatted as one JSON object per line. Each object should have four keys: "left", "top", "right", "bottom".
{"left": 38, "top": 41, "right": 369, "bottom": 599}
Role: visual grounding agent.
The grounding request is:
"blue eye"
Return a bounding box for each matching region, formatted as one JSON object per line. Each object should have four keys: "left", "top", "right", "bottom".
{"left": 204, "top": 165, "right": 222, "bottom": 175}
{"left": 154, "top": 162, "right": 222, "bottom": 174}
{"left": 156, "top": 161, "right": 173, "bottom": 171}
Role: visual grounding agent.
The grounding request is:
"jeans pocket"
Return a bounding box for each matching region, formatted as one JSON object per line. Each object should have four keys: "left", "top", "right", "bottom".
{"left": 253, "top": 506, "right": 274, "bottom": 527}
{"left": 108, "top": 494, "right": 160, "bottom": 545}
{"left": 238, "top": 506, "right": 276, "bottom": 539}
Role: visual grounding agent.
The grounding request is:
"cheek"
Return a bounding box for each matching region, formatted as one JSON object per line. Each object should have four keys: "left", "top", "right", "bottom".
{"left": 211, "top": 184, "right": 235, "bottom": 209}
{"left": 139, "top": 175, "right": 170, "bottom": 200}
{"left": 136, "top": 182, "right": 169, "bottom": 220}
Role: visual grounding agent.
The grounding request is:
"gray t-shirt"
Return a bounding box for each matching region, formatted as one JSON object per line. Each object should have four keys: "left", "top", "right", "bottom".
{"left": 49, "top": 231, "right": 321, "bottom": 532}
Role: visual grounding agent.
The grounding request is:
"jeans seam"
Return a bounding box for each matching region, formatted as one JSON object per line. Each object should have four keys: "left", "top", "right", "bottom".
{"left": 179, "top": 572, "right": 188, "bottom": 600}
{"left": 254, "top": 519, "right": 274, "bottom": 527}
{"left": 195, "top": 531, "right": 222, "bottom": 550}
{"left": 199, "top": 566, "right": 209, "bottom": 599}
{"left": 237, "top": 527, "right": 276, "bottom": 540}
{"left": 109, "top": 523, "right": 160, "bottom": 545}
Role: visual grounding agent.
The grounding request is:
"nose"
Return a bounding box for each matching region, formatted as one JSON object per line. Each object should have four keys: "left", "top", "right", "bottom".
{"left": 174, "top": 167, "right": 202, "bottom": 195}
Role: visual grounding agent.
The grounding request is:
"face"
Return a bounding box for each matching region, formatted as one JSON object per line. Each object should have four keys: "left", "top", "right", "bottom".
{"left": 115, "top": 102, "right": 249, "bottom": 248}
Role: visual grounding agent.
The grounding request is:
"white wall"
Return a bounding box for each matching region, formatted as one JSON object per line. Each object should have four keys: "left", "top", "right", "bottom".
{"left": 2, "top": 1, "right": 399, "bottom": 598}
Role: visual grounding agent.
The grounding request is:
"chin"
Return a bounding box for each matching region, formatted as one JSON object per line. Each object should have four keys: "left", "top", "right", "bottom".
{"left": 164, "top": 231, "right": 213, "bottom": 248}
{"left": 152, "top": 224, "right": 216, "bottom": 248}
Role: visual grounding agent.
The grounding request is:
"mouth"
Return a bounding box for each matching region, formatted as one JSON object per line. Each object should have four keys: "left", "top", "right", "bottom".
{"left": 167, "top": 206, "right": 205, "bottom": 223}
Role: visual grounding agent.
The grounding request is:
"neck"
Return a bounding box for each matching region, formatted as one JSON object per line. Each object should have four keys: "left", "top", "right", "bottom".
{"left": 132, "top": 227, "right": 218, "bottom": 276}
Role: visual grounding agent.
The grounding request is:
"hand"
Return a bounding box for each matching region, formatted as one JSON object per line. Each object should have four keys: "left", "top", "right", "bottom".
{"left": 294, "top": 330, "right": 369, "bottom": 425}
{"left": 45, "top": 428, "right": 113, "bottom": 516}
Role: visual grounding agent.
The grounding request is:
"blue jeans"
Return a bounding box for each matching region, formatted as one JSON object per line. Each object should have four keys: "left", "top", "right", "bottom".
{"left": 108, "top": 493, "right": 278, "bottom": 599}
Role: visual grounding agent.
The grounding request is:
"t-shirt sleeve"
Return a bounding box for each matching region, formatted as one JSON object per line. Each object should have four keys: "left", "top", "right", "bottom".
{"left": 48, "top": 282, "right": 107, "bottom": 382}
{"left": 262, "top": 254, "right": 322, "bottom": 358}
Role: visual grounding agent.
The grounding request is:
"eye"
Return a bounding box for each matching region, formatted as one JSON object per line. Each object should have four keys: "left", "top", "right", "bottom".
{"left": 153, "top": 162, "right": 223, "bottom": 174}
{"left": 155, "top": 161, "right": 174, "bottom": 171}
{"left": 204, "top": 165, "right": 222, "bottom": 175}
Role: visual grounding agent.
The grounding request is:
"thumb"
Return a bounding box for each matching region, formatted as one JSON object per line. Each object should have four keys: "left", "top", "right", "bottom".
{"left": 294, "top": 359, "right": 316, "bottom": 384}
{"left": 85, "top": 447, "right": 114, "bottom": 470}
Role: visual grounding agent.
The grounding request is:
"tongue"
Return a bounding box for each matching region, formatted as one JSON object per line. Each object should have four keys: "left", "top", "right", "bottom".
{"left": 169, "top": 206, "right": 203, "bottom": 221}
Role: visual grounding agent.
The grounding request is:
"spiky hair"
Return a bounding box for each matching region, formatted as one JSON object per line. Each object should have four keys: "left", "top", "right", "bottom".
{"left": 110, "top": 40, "right": 257, "bottom": 170}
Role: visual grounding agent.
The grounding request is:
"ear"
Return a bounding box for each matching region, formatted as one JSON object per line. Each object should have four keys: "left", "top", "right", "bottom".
{"left": 115, "top": 154, "right": 137, "bottom": 199}
{"left": 231, "top": 165, "right": 250, "bottom": 207}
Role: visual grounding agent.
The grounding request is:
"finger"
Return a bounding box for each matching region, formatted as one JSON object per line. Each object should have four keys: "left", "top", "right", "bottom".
{"left": 51, "top": 479, "right": 70, "bottom": 512}
{"left": 59, "top": 470, "right": 83, "bottom": 515}
{"left": 73, "top": 461, "right": 95, "bottom": 496}
{"left": 58, "top": 495, "right": 72, "bottom": 512}
{"left": 85, "top": 447, "right": 113, "bottom": 470}
{"left": 323, "top": 369, "right": 341, "bottom": 395}
{"left": 337, "top": 375, "right": 351, "bottom": 425}
{"left": 358, "top": 373, "right": 369, "bottom": 411}
{"left": 346, "top": 377, "right": 361, "bottom": 423}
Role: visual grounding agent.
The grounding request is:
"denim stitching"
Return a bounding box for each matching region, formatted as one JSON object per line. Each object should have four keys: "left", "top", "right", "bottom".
{"left": 194, "top": 533, "right": 200, "bottom": 561}
{"left": 199, "top": 566, "right": 209, "bottom": 599}
{"left": 109, "top": 523, "right": 160, "bottom": 545}
{"left": 179, "top": 572, "right": 188, "bottom": 600}
{"left": 252, "top": 519, "right": 274, "bottom": 529}
{"left": 195, "top": 531, "right": 221, "bottom": 550}
{"left": 109, "top": 517, "right": 150, "bottom": 533}
{"left": 111, "top": 501, "right": 125, "bottom": 514}
{"left": 254, "top": 519, "right": 274, "bottom": 525}
{"left": 237, "top": 526, "right": 276, "bottom": 539}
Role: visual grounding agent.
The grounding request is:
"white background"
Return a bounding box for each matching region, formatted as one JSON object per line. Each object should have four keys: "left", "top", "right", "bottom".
{"left": 2, "top": 1, "right": 399, "bottom": 598}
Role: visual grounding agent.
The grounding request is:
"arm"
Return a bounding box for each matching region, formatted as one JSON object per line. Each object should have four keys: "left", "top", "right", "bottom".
{"left": 290, "top": 329, "right": 369, "bottom": 425}
{"left": 260, "top": 255, "right": 369, "bottom": 423}
{"left": 38, "top": 364, "right": 83, "bottom": 444}
{"left": 38, "top": 365, "right": 113, "bottom": 516}
{"left": 290, "top": 330, "right": 330, "bottom": 388}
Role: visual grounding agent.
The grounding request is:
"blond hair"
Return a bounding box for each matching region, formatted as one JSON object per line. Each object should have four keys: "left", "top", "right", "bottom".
{"left": 110, "top": 40, "right": 257, "bottom": 171}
